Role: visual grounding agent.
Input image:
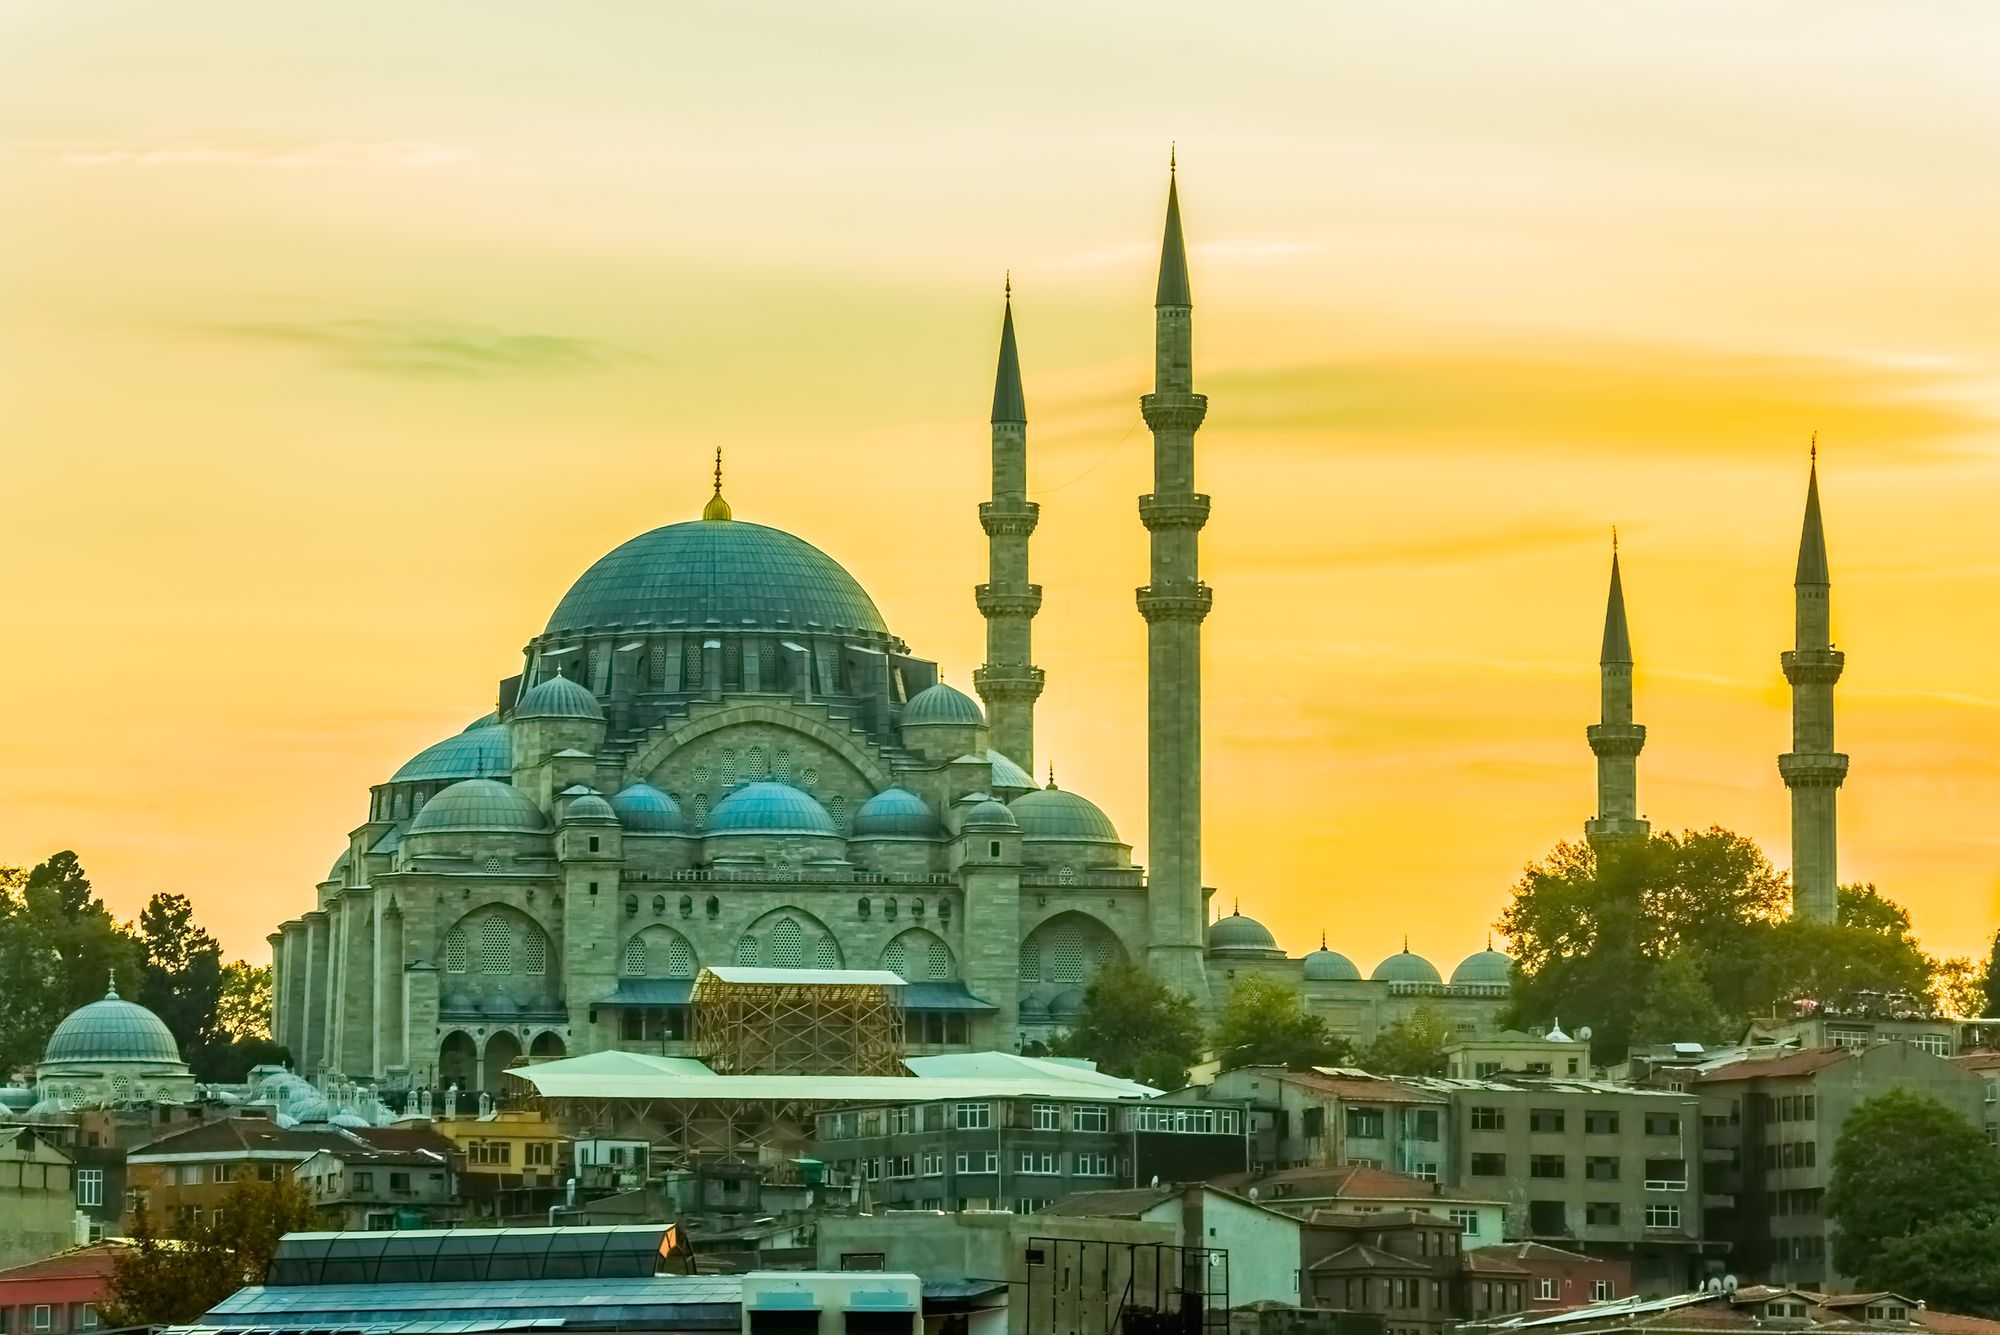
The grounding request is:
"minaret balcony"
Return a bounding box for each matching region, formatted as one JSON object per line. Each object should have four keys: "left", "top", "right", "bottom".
{"left": 973, "top": 664, "right": 1046, "bottom": 701}
{"left": 1779, "top": 752, "right": 1850, "bottom": 788}
{"left": 979, "top": 501, "right": 1040, "bottom": 538}
{"left": 1781, "top": 648, "right": 1846, "bottom": 686}
{"left": 1586, "top": 722, "right": 1647, "bottom": 757}
{"left": 1585, "top": 815, "right": 1651, "bottom": 844}
{"left": 975, "top": 584, "right": 1043, "bottom": 618}
{"left": 1140, "top": 392, "right": 1209, "bottom": 432}
{"left": 1139, "top": 493, "right": 1212, "bottom": 532}
{"left": 1136, "top": 581, "right": 1214, "bottom": 624}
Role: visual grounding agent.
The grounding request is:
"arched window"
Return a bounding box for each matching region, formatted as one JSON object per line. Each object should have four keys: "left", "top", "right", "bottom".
{"left": 706, "top": 895, "right": 720, "bottom": 919}
{"left": 720, "top": 751, "right": 738, "bottom": 787}
{"left": 828, "top": 795, "right": 847, "bottom": 830}
{"left": 857, "top": 897, "right": 871, "bottom": 920}
{"left": 912, "top": 898, "right": 924, "bottom": 919}
{"left": 748, "top": 745, "right": 767, "bottom": 779}
{"left": 771, "top": 917, "right": 805, "bottom": 968}
{"left": 684, "top": 640, "right": 703, "bottom": 687}
{"left": 814, "top": 936, "right": 840, "bottom": 969}
{"left": 664, "top": 934, "right": 695, "bottom": 977}
{"left": 735, "top": 935, "right": 759, "bottom": 966}
{"left": 478, "top": 918, "right": 515, "bottom": 974}
{"left": 884, "top": 938, "right": 907, "bottom": 978}
{"left": 623, "top": 937, "right": 648, "bottom": 976}
{"left": 1050, "top": 929, "right": 1087, "bottom": 984}
{"left": 652, "top": 894, "right": 666, "bottom": 915}
{"left": 679, "top": 895, "right": 693, "bottom": 919}
{"left": 775, "top": 749, "right": 793, "bottom": 783}
{"left": 624, "top": 894, "right": 638, "bottom": 918}
{"left": 928, "top": 940, "right": 953, "bottom": 981}
{"left": 446, "top": 928, "right": 470, "bottom": 974}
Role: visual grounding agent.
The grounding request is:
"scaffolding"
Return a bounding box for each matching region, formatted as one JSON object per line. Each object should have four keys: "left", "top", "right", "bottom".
{"left": 691, "top": 968, "right": 904, "bottom": 1076}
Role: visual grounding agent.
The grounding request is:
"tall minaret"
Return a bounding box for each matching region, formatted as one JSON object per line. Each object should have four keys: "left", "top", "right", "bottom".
{"left": 1585, "top": 537, "right": 1649, "bottom": 851}
{"left": 1137, "top": 153, "right": 1212, "bottom": 1004}
{"left": 1779, "top": 444, "right": 1847, "bottom": 922}
{"left": 974, "top": 277, "right": 1045, "bottom": 768}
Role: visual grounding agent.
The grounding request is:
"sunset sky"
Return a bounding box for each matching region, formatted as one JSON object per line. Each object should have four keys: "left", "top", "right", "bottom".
{"left": 6, "top": 2, "right": 2000, "bottom": 974}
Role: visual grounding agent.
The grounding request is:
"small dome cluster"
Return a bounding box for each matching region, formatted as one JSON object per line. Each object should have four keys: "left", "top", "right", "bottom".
{"left": 611, "top": 782, "right": 685, "bottom": 832}
{"left": 1200, "top": 914, "right": 1514, "bottom": 991}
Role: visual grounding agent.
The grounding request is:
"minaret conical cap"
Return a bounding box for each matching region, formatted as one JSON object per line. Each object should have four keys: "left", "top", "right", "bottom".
{"left": 991, "top": 281, "right": 1026, "bottom": 424}
{"left": 1600, "top": 547, "right": 1633, "bottom": 666}
{"left": 1796, "top": 451, "right": 1829, "bottom": 586}
{"left": 1156, "top": 159, "right": 1192, "bottom": 308}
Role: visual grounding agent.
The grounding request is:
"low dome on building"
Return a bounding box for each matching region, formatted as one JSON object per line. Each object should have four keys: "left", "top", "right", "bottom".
{"left": 611, "top": 782, "right": 685, "bottom": 832}
{"left": 903, "top": 682, "right": 985, "bottom": 727}
{"left": 327, "top": 850, "right": 352, "bottom": 884}
{"left": 513, "top": 674, "right": 604, "bottom": 722}
{"left": 390, "top": 721, "right": 513, "bottom": 784}
{"left": 1207, "top": 910, "right": 1280, "bottom": 955}
{"left": 706, "top": 781, "right": 837, "bottom": 836}
{"left": 986, "top": 750, "right": 1036, "bottom": 792}
{"left": 44, "top": 984, "right": 181, "bottom": 1065}
{"left": 962, "top": 798, "right": 1017, "bottom": 829}
{"left": 1302, "top": 935, "right": 1363, "bottom": 981}
{"left": 853, "top": 788, "right": 938, "bottom": 837}
{"left": 410, "top": 779, "right": 550, "bottom": 835}
{"left": 1451, "top": 946, "right": 1514, "bottom": 987}
{"left": 1010, "top": 783, "right": 1120, "bottom": 842}
{"left": 1048, "top": 988, "right": 1085, "bottom": 1020}
{"left": 561, "top": 790, "right": 616, "bottom": 823}
{"left": 1372, "top": 947, "right": 1442, "bottom": 985}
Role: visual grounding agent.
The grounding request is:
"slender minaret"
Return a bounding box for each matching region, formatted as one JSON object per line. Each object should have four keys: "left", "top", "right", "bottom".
{"left": 974, "top": 277, "right": 1045, "bottom": 769}
{"left": 1137, "top": 152, "right": 1212, "bottom": 1004}
{"left": 1585, "top": 536, "right": 1649, "bottom": 851}
{"left": 1779, "top": 443, "right": 1847, "bottom": 922}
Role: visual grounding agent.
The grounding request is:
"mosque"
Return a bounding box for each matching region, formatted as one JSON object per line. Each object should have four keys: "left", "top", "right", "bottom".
{"left": 270, "top": 162, "right": 1849, "bottom": 1091}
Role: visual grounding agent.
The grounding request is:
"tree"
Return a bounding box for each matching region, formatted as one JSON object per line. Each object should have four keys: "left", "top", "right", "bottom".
{"left": 1629, "top": 951, "right": 1730, "bottom": 1047}
{"left": 1870, "top": 1210, "right": 2000, "bottom": 1319}
{"left": 1212, "top": 974, "right": 1352, "bottom": 1071}
{"left": 0, "top": 853, "right": 142, "bottom": 1077}
{"left": 1933, "top": 957, "right": 1986, "bottom": 1020}
{"left": 1357, "top": 1003, "right": 1452, "bottom": 1077}
{"left": 1053, "top": 957, "right": 1203, "bottom": 1090}
{"left": 1756, "top": 886, "right": 1935, "bottom": 1018}
{"left": 218, "top": 961, "right": 274, "bottom": 1042}
{"left": 106, "top": 1177, "right": 317, "bottom": 1326}
{"left": 1980, "top": 928, "right": 2000, "bottom": 1018}
{"left": 1825, "top": 1088, "right": 2000, "bottom": 1282}
{"left": 136, "top": 892, "right": 228, "bottom": 1078}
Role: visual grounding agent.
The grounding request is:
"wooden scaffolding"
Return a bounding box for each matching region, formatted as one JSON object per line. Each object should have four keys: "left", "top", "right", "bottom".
{"left": 691, "top": 970, "right": 904, "bottom": 1076}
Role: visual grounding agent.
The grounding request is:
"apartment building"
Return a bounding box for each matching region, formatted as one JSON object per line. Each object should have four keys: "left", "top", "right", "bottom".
{"left": 1195, "top": 1068, "right": 1452, "bottom": 1178}
{"left": 294, "top": 1143, "right": 457, "bottom": 1230}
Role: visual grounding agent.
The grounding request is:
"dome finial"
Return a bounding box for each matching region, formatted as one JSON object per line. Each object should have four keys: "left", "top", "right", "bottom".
{"left": 1320, "top": 929, "right": 1328, "bottom": 949}
{"left": 1232, "top": 898, "right": 1240, "bottom": 917}
{"left": 703, "top": 446, "right": 732, "bottom": 522}
{"left": 1403, "top": 934, "right": 1410, "bottom": 953}
{"left": 1046, "top": 761, "right": 1057, "bottom": 790}
{"left": 106, "top": 969, "right": 118, "bottom": 1000}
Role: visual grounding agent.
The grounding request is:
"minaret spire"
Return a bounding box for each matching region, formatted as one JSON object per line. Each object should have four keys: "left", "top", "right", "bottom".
{"left": 1780, "top": 440, "right": 1847, "bottom": 921}
{"left": 974, "top": 274, "right": 1044, "bottom": 770}
{"left": 1137, "top": 153, "right": 1213, "bottom": 1006}
{"left": 702, "top": 447, "right": 732, "bottom": 522}
{"left": 1586, "top": 537, "right": 1648, "bottom": 851}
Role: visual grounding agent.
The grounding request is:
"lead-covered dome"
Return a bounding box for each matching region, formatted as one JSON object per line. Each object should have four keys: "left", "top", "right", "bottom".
{"left": 391, "top": 720, "right": 512, "bottom": 784}
{"left": 1451, "top": 947, "right": 1514, "bottom": 987}
{"left": 1208, "top": 911, "right": 1282, "bottom": 956}
{"left": 611, "top": 782, "right": 686, "bottom": 832}
{"left": 411, "top": 779, "right": 550, "bottom": 835}
{"left": 45, "top": 985, "right": 181, "bottom": 1065}
{"left": 853, "top": 788, "right": 939, "bottom": 837}
{"left": 513, "top": 674, "right": 603, "bottom": 721}
{"left": 706, "top": 781, "right": 837, "bottom": 836}
{"left": 1011, "top": 784, "right": 1121, "bottom": 843}
{"left": 903, "top": 682, "right": 984, "bottom": 727}
{"left": 1372, "top": 948, "right": 1442, "bottom": 985}
{"left": 1303, "top": 938, "right": 1362, "bottom": 981}
{"left": 545, "top": 520, "right": 890, "bottom": 640}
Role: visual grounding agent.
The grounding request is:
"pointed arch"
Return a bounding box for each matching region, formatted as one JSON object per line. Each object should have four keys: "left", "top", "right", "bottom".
{"left": 735, "top": 906, "right": 844, "bottom": 970}
{"left": 882, "top": 928, "right": 956, "bottom": 982}
{"left": 1020, "top": 911, "right": 1125, "bottom": 987}
{"left": 623, "top": 925, "right": 698, "bottom": 978}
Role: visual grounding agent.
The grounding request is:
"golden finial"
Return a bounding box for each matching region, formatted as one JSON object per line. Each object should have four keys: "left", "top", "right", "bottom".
{"left": 1810, "top": 431, "right": 1817, "bottom": 465}
{"left": 702, "top": 446, "right": 732, "bottom": 522}
{"left": 1046, "top": 761, "right": 1057, "bottom": 790}
{"left": 1320, "top": 930, "right": 1328, "bottom": 950}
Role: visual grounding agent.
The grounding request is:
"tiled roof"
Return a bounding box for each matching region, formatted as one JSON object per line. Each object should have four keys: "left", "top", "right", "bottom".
{"left": 1950, "top": 1052, "right": 2000, "bottom": 1073}
{"left": 1239, "top": 1163, "right": 1490, "bottom": 1204}
{"left": 131, "top": 1116, "right": 457, "bottom": 1161}
{"left": 1696, "top": 1048, "right": 1855, "bottom": 1082}
{"left": 1463, "top": 1252, "right": 1533, "bottom": 1276}
{"left": 1308, "top": 1242, "right": 1429, "bottom": 1274}
{"left": 0, "top": 1243, "right": 129, "bottom": 1283}
{"left": 1920, "top": 1311, "right": 2000, "bottom": 1335}
{"left": 1473, "top": 1241, "right": 1617, "bottom": 1266}
{"left": 1305, "top": 1208, "right": 1448, "bottom": 1230}
{"left": 1289, "top": 1070, "right": 1449, "bottom": 1104}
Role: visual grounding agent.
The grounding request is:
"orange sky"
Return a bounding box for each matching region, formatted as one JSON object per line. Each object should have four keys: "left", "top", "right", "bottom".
{"left": 5, "top": 2, "right": 2000, "bottom": 974}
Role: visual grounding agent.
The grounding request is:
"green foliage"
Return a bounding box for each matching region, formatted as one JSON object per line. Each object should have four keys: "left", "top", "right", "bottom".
{"left": 1870, "top": 1210, "right": 2000, "bottom": 1319}
{"left": 1357, "top": 1003, "right": 1452, "bottom": 1077}
{"left": 1629, "top": 951, "right": 1730, "bottom": 1047}
{"left": 0, "top": 853, "right": 143, "bottom": 1076}
{"left": 137, "top": 892, "right": 229, "bottom": 1079}
{"left": 1825, "top": 1088, "right": 2000, "bottom": 1283}
{"left": 1931, "top": 956, "right": 1986, "bottom": 1021}
{"left": 106, "top": 1176, "right": 319, "bottom": 1326}
{"left": 219, "top": 961, "right": 275, "bottom": 1041}
{"left": 1981, "top": 929, "right": 2000, "bottom": 1019}
{"left": 1053, "top": 957, "right": 1203, "bottom": 1091}
{"left": 1212, "top": 974, "right": 1352, "bottom": 1071}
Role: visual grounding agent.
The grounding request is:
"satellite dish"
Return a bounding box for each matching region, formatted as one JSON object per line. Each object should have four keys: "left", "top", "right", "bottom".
{"left": 1248, "top": 1187, "right": 1259, "bottom": 1201}
{"left": 1578, "top": 1026, "right": 1594, "bottom": 1042}
{"left": 1150, "top": 1175, "right": 1160, "bottom": 1188}
{"left": 1723, "top": 1275, "right": 1739, "bottom": 1294}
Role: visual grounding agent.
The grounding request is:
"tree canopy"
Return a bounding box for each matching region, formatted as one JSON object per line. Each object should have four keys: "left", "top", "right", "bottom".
{"left": 1870, "top": 1209, "right": 2000, "bottom": 1319}
{"left": 1212, "top": 973, "right": 1352, "bottom": 1071}
{"left": 1825, "top": 1088, "right": 2000, "bottom": 1283}
{"left": 1053, "top": 957, "right": 1203, "bottom": 1090}
{"left": 107, "top": 1176, "right": 319, "bottom": 1326}
{"left": 1356, "top": 1003, "right": 1453, "bottom": 1077}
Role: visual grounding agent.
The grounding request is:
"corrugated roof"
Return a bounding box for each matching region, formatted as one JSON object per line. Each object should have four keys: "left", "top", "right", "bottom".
{"left": 0, "top": 1242, "right": 129, "bottom": 1284}
{"left": 1696, "top": 1048, "right": 1856, "bottom": 1082}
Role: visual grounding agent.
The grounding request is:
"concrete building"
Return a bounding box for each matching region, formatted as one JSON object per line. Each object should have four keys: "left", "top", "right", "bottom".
{"left": 1044, "top": 1185, "right": 1306, "bottom": 1308}
{"left": 294, "top": 1141, "right": 456, "bottom": 1230}
{"left": 0, "top": 1243, "right": 127, "bottom": 1335}
{"left": 0, "top": 1130, "right": 76, "bottom": 1271}
{"left": 1691, "top": 1043, "right": 1987, "bottom": 1290}
{"left": 1470, "top": 1241, "right": 1631, "bottom": 1309}
{"left": 1220, "top": 1165, "right": 1508, "bottom": 1253}
{"left": 1443, "top": 1031, "right": 1590, "bottom": 1082}
{"left": 1192, "top": 1069, "right": 1453, "bottom": 1179}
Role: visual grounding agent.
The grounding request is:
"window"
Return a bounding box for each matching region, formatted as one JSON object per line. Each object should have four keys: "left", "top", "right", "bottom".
{"left": 841, "top": 1253, "right": 887, "bottom": 1271}
{"left": 1411, "top": 1162, "right": 1439, "bottom": 1183}
{"left": 983, "top": 1151, "right": 999, "bottom": 1173}
{"left": 1412, "top": 1109, "right": 1441, "bottom": 1141}
{"left": 955, "top": 1152, "right": 971, "bottom": 1173}
{"left": 1584, "top": 1156, "right": 1619, "bottom": 1182}
{"left": 1470, "top": 1152, "right": 1507, "bottom": 1176}
{"left": 1529, "top": 1109, "right": 1565, "bottom": 1134}
{"left": 33, "top": 1306, "right": 51, "bottom": 1332}
{"left": 1584, "top": 1110, "right": 1619, "bottom": 1134}
{"left": 1076, "top": 1152, "right": 1112, "bottom": 1176}
{"left": 354, "top": 1171, "right": 374, "bottom": 1192}
{"left": 1528, "top": 1200, "right": 1566, "bottom": 1235}
{"left": 1032, "top": 1103, "right": 1061, "bottom": 1131}
{"left": 1537, "top": 1280, "right": 1557, "bottom": 1301}
{"left": 1585, "top": 1202, "right": 1620, "bottom": 1226}
{"left": 922, "top": 1152, "right": 945, "bottom": 1177}
{"left": 1644, "top": 1203, "right": 1682, "bottom": 1229}
{"left": 76, "top": 1168, "right": 103, "bottom": 1207}
{"left": 1073, "top": 1105, "right": 1109, "bottom": 1132}
{"left": 1644, "top": 1112, "right": 1681, "bottom": 1137}
{"left": 1592, "top": 1281, "right": 1614, "bottom": 1301}
{"left": 1449, "top": 1209, "right": 1480, "bottom": 1236}
{"left": 81, "top": 1305, "right": 99, "bottom": 1331}
{"left": 1471, "top": 1106, "right": 1505, "bottom": 1131}
{"left": 1912, "top": 1033, "right": 1951, "bottom": 1057}
{"left": 526, "top": 1142, "right": 554, "bottom": 1167}
{"left": 955, "top": 1102, "right": 991, "bottom": 1130}
{"left": 210, "top": 1163, "right": 234, "bottom": 1184}
{"left": 1644, "top": 1158, "right": 1688, "bottom": 1190}
{"left": 1530, "top": 1155, "right": 1566, "bottom": 1179}
{"left": 1345, "top": 1107, "right": 1385, "bottom": 1138}
{"left": 888, "top": 1107, "right": 914, "bottom": 1135}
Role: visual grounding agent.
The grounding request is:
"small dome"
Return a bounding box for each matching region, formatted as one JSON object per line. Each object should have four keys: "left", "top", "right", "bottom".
{"left": 706, "top": 781, "right": 837, "bottom": 836}
{"left": 1207, "top": 911, "right": 1280, "bottom": 954}
{"left": 1451, "top": 947, "right": 1514, "bottom": 987}
{"left": 987, "top": 750, "right": 1036, "bottom": 792}
{"left": 514, "top": 674, "right": 604, "bottom": 722}
{"left": 0, "top": 1088, "right": 34, "bottom": 1112}
{"left": 327, "top": 849, "right": 352, "bottom": 883}
{"left": 391, "top": 722, "right": 513, "bottom": 784}
{"left": 1048, "top": 989, "right": 1085, "bottom": 1020}
{"left": 410, "top": 779, "right": 549, "bottom": 835}
{"left": 1018, "top": 995, "right": 1047, "bottom": 1018}
{"left": 1372, "top": 949, "right": 1443, "bottom": 985}
{"left": 484, "top": 995, "right": 521, "bottom": 1017}
{"left": 611, "top": 782, "right": 685, "bottom": 833}
{"left": 853, "top": 788, "right": 939, "bottom": 837}
{"left": 561, "top": 791, "right": 616, "bottom": 823}
{"left": 1303, "top": 944, "right": 1362, "bottom": 981}
{"left": 963, "top": 798, "right": 1017, "bottom": 829}
{"left": 1011, "top": 784, "right": 1120, "bottom": 843}
{"left": 903, "top": 682, "right": 985, "bottom": 727}
{"left": 44, "top": 985, "right": 181, "bottom": 1065}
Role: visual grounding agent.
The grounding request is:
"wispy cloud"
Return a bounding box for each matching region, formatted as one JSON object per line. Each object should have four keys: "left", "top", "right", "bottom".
{"left": 192, "top": 318, "right": 647, "bottom": 378}
{"left": 45, "top": 140, "right": 468, "bottom": 170}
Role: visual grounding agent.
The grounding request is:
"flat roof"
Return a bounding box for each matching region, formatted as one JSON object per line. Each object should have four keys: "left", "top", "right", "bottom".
{"left": 510, "top": 1050, "right": 1156, "bottom": 1101}
{"left": 700, "top": 967, "right": 904, "bottom": 987}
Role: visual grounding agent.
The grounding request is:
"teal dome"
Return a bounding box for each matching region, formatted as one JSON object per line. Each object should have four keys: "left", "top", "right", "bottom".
{"left": 903, "top": 682, "right": 984, "bottom": 727}
{"left": 1011, "top": 784, "right": 1120, "bottom": 843}
{"left": 1207, "top": 911, "right": 1280, "bottom": 954}
{"left": 44, "top": 986, "right": 181, "bottom": 1065}
{"left": 391, "top": 721, "right": 512, "bottom": 784}
{"left": 514, "top": 675, "right": 604, "bottom": 721}
{"left": 411, "top": 779, "right": 549, "bottom": 835}
{"left": 1372, "top": 949, "right": 1442, "bottom": 985}
{"left": 562, "top": 791, "right": 616, "bottom": 822}
{"left": 1451, "top": 948, "right": 1514, "bottom": 987}
{"left": 327, "top": 849, "right": 352, "bottom": 883}
{"left": 545, "top": 519, "right": 892, "bottom": 640}
{"left": 986, "top": 750, "right": 1035, "bottom": 792}
{"left": 611, "top": 782, "right": 685, "bottom": 833}
{"left": 706, "top": 781, "right": 837, "bottom": 836}
{"left": 1304, "top": 946, "right": 1362, "bottom": 981}
{"left": 853, "top": 788, "right": 938, "bottom": 837}
{"left": 962, "top": 798, "right": 1017, "bottom": 829}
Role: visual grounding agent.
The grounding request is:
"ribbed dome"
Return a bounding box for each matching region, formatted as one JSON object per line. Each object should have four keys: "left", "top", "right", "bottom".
{"left": 1372, "top": 949, "right": 1443, "bottom": 985}
{"left": 706, "top": 781, "right": 837, "bottom": 836}
{"left": 44, "top": 986, "right": 181, "bottom": 1065}
{"left": 561, "top": 791, "right": 616, "bottom": 822}
{"left": 328, "top": 849, "right": 352, "bottom": 883}
{"left": 962, "top": 798, "right": 1018, "bottom": 829}
{"left": 390, "top": 722, "right": 512, "bottom": 784}
{"left": 903, "top": 682, "right": 985, "bottom": 727}
{"left": 1207, "top": 912, "right": 1279, "bottom": 953}
{"left": 1011, "top": 784, "right": 1120, "bottom": 842}
{"left": 514, "top": 674, "right": 604, "bottom": 721}
{"left": 853, "top": 788, "right": 939, "bottom": 837}
{"left": 611, "top": 782, "right": 685, "bottom": 833}
{"left": 1451, "top": 948, "right": 1514, "bottom": 987}
{"left": 410, "top": 779, "right": 549, "bottom": 835}
{"left": 1303, "top": 947, "right": 1362, "bottom": 981}
{"left": 986, "top": 750, "right": 1035, "bottom": 792}
{"left": 1048, "top": 989, "right": 1085, "bottom": 1020}
{"left": 545, "top": 520, "right": 891, "bottom": 640}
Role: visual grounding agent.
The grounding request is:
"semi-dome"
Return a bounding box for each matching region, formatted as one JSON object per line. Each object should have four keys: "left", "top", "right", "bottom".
{"left": 853, "top": 788, "right": 939, "bottom": 837}
{"left": 390, "top": 721, "right": 512, "bottom": 784}
{"left": 44, "top": 985, "right": 181, "bottom": 1065}
{"left": 410, "top": 779, "right": 550, "bottom": 835}
{"left": 1303, "top": 937, "right": 1362, "bottom": 982}
{"left": 962, "top": 798, "right": 1018, "bottom": 829}
{"left": 1011, "top": 783, "right": 1120, "bottom": 842}
{"left": 1207, "top": 911, "right": 1280, "bottom": 954}
{"left": 611, "top": 782, "right": 685, "bottom": 833}
{"left": 545, "top": 519, "right": 891, "bottom": 640}
{"left": 513, "top": 674, "right": 604, "bottom": 721}
{"left": 1451, "top": 947, "right": 1514, "bottom": 987}
{"left": 706, "top": 781, "right": 838, "bottom": 836}
{"left": 1372, "top": 948, "right": 1443, "bottom": 985}
{"left": 903, "top": 682, "right": 985, "bottom": 727}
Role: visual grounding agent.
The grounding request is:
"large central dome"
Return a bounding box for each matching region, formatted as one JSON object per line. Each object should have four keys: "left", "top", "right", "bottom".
{"left": 546, "top": 519, "right": 891, "bottom": 639}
